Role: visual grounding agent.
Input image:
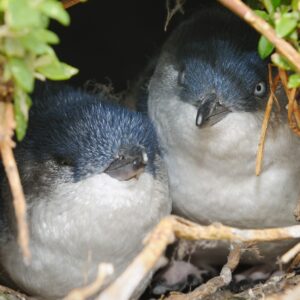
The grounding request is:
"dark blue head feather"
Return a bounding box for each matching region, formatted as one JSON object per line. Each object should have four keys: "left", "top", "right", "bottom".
{"left": 16, "top": 82, "right": 159, "bottom": 181}
{"left": 162, "top": 6, "right": 269, "bottom": 112}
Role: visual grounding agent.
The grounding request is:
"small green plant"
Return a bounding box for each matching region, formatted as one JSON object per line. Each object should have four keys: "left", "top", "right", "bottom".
{"left": 0, "top": 0, "right": 78, "bottom": 140}
{"left": 252, "top": 0, "right": 300, "bottom": 88}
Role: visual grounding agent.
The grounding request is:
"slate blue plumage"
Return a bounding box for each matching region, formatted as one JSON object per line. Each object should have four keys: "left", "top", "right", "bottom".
{"left": 148, "top": 6, "right": 300, "bottom": 266}
{"left": 0, "top": 82, "right": 170, "bottom": 299}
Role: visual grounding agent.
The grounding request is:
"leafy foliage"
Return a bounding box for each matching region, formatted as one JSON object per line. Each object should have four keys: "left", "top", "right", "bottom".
{"left": 249, "top": 0, "right": 300, "bottom": 88}
{"left": 0, "top": 0, "right": 78, "bottom": 140}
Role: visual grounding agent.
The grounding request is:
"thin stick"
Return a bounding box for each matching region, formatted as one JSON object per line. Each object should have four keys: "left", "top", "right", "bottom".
{"left": 62, "top": 0, "right": 82, "bottom": 9}
{"left": 292, "top": 101, "right": 300, "bottom": 129}
{"left": 278, "top": 69, "right": 300, "bottom": 136}
{"left": 265, "top": 284, "right": 300, "bottom": 300}
{"left": 64, "top": 264, "right": 114, "bottom": 300}
{"left": 0, "top": 102, "right": 30, "bottom": 262}
{"left": 255, "top": 65, "right": 275, "bottom": 176}
{"left": 97, "top": 217, "right": 175, "bottom": 300}
{"left": 281, "top": 242, "right": 300, "bottom": 264}
{"left": 164, "top": 0, "right": 186, "bottom": 31}
{"left": 166, "top": 244, "right": 242, "bottom": 300}
{"left": 98, "top": 215, "right": 300, "bottom": 300}
{"left": 217, "top": 0, "right": 300, "bottom": 73}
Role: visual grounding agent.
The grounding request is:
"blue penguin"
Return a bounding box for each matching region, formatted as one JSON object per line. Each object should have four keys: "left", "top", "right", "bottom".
{"left": 0, "top": 83, "right": 170, "bottom": 299}
{"left": 147, "top": 6, "right": 300, "bottom": 265}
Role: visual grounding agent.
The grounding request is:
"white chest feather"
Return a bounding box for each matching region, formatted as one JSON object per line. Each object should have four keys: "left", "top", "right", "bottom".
{"left": 1, "top": 169, "right": 170, "bottom": 298}
{"left": 150, "top": 95, "right": 300, "bottom": 229}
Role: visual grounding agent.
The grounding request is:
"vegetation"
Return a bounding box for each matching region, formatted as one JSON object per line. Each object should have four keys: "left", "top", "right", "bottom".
{"left": 0, "top": 0, "right": 78, "bottom": 140}
{"left": 252, "top": 0, "right": 300, "bottom": 87}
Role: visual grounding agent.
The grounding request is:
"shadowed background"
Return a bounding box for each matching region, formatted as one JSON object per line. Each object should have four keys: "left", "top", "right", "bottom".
{"left": 52, "top": 0, "right": 212, "bottom": 92}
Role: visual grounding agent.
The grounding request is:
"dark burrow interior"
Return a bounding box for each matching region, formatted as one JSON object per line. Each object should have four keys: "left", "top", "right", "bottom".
{"left": 51, "top": 0, "right": 212, "bottom": 93}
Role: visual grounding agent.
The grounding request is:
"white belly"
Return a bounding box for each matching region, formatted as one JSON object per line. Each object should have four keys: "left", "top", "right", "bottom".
{"left": 154, "top": 105, "right": 300, "bottom": 229}
{"left": 169, "top": 151, "right": 300, "bottom": 228}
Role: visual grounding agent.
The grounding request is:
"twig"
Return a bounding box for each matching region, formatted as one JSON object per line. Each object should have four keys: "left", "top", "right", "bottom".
{"left": 98, "top": 217, "right": 175, "bottom": 300}
{"left": 64, "top": 263, "right": 114, "bottom": 300}
{"left": 164, "top": 0, "right": 186, "bottom": 31}
{"left": 281, "top": 242, "right": 300, "bottom": 265}
{"left": 98, "top": 215, "right": 300, "bottom": 300}
{"left": 166, "top": 244, "right": 242, "bottom": 300}
{"left": 217, "top": 0, "right": 300, "bottom": 73}
{"left": 235, "top": 272, "right": 297, "bottom": 299}
{"left": 62, "top": 0, "right": 83, "bottom": 9}
{"left": 265, "top": 283, "right": 300, "bottom": 300}
{"left": 0, "top": 100, "right": 30, "bottom": 262}
{"left": 255, "top": 65, "right": 277, "bottom": 176}
{"left": 278, "top": 69, "right": 300, "bottom": 136}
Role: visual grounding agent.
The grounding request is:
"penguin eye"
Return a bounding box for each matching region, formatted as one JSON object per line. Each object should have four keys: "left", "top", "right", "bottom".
{"left": 254, "top": 81, "right": 267, "bottom": 97}
{"left": 54, "top": 156, "right": 74, "bottom": 167}
{"left": 178, "top": 69, "right": 186, "bottom": 86}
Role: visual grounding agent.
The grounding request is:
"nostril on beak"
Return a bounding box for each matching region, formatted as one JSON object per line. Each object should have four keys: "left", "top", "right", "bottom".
{"left": 196, "top": 108, "right": 203, "bottom": 127}
{"left": 104, "top": 146, "right": 148, "bottom": 181}
{"left": 132, "top": 149, "right": 148, "bottom": 172}
{"left": 142, "top": 150, "right": 148, "bottom": 164}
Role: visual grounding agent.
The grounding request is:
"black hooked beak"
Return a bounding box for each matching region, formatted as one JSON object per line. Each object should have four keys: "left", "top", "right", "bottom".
{"left": 195, "top": 93, "right": 231, "bottom": 128}
{"left": 104, "top": 145, "right": 148, "bottom": 181}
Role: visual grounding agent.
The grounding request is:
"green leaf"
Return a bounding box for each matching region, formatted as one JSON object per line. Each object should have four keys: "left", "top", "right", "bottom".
{"left": 272, "top": 0, "right": 281, "bottom": 8}
{"left": 271, "top": 53, "right": 293, "bottom": 70}
{"left": 7, "top": 0, "right": 42, "bottom": 29}
{"left": 258, "top": 36, "right": 274, "bottom": 59}
{"left": 263, "top": 0, "right": 281, "bottom": 13}
{"left": 292, "top": 0, "right": 300, "bottom": 11}
{"left": 14, "top": 88, "right": 32, "bottom": 141}
{"left": 36, "top": 56, "right": 78, "bottom": 80}
{"left": 3, "top": 64, "right": 11, "bottom": 82}
{"left": 255, "top": 10, "right": 271, "bottom": 22}
{"left": 40, "top": 14, "right": 50, "bottom": 28}
{"left": 20, "top": 33, "right": 53, "bottom": 55}
{"left": 4, "top": 38, "right": 25, "bottom": 57}
{"left": 35, "top": 29, "right": 59, "bottom": 44}
{"left": 275, "top": 15, "right": 298, "bottom": 37}
{"left": 288, "top": 73, "right": 300, "bottom": 88}
{"left": 8, "top": 58, "right": 34, "bottom": 92}
{"left": 39, "top": 0, "right": 70, "bottom": 26}
{"left": 289, "top": 30, "right": 298, "bottom": 41}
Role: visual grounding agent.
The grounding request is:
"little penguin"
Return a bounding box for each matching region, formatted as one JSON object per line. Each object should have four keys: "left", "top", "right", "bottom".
{"left": 0, "top": 82, "right": 170, "bottom": 299}
{"left": 147, "top": 6, "right": 300, "bottom": 264}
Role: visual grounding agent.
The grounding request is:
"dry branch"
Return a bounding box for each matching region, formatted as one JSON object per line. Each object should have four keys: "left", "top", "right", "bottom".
{"left": 217, "top": 0, "right": 300, "bottom": 73}
{"left": 164, "top": 0, "right": 186, "bottom": 31}
{"left": 97, "top": 217, "right": 176, "bottom": 300}
{"left": 266, "top": 284, "right": 300, "bottom": 300}
{"left": 278, "top": 69, "right": 300, "bottom": 136}
{"left": 165, "top": 244, "right": 242, "bottom": 300}
{"left": 281, "top": 242, "right": 300, "bottom": 265}
{"left": 97, "top": 215, "right": 300, "bottom": 300}
{"left": 235, "top": 273, "right": 299, "bottom": 299}
{"left": 255, "top": 65, "right": 278, "bottom": 176}
{"left": 62, "top": 0, "right": 82, "bottom": 9}
{"left": 0, "top": 99, "right": 30, "bottom": 261}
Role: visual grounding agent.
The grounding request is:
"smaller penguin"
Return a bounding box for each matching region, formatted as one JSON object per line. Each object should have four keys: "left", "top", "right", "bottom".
{"left": 0, "top": 82, "right": 170, "bottom": 299}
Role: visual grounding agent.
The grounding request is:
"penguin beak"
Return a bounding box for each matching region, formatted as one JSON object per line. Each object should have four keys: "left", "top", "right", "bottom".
{"left": 195, "top": 94, "right": 230, "bottom": 127}
{"left": 104, "top": 145, "right": 148, "bottom": 181}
